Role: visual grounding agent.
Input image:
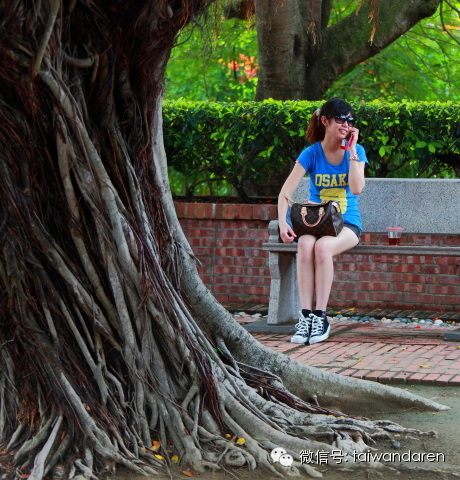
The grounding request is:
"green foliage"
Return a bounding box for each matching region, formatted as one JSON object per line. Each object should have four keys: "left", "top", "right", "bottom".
{"left": 357, "top": 101, "right": 460, "bottom": 178}
{"left": 163, "top": 99, "right": 310, "bottom": 200}
{"left": 164, "top": 100, "right": 460, "bottom": 199}
{"left": 165, "top": 16, "right": 257, "bottom": 102}
{"left": 328, "top": 3, "right": 460, "bottom": 102}
{"left": 165, "top": 1, "right": 460, "bottom": 104}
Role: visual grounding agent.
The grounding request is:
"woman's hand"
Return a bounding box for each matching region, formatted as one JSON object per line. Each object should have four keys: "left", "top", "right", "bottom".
{"left": 347, "top": 126, "right": 365, "bottom": 195}
{"left": 277, "top": 163, "right": 307, "bottom": 243}
{"left": 279, "top": 223, "right": 297, "bottom": 243}
{"left": 348, "top": 127, "right": 359, "bottom": 152}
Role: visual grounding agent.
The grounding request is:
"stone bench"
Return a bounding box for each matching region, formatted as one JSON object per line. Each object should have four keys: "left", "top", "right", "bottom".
{"left": 262, "top": 178, "right": 460, "bottom": 325}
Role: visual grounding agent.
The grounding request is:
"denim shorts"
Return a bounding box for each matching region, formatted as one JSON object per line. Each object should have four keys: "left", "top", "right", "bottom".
{"left": 343, "top": 222, "right": 362, "bottom": 243}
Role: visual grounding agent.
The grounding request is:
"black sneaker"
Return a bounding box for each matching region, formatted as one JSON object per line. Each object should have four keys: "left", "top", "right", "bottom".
{"left": 309, "top": 312, "right": 330, "bottom": 345}
{"left": 290, "top": 311, "right": 312, "bottom": 344}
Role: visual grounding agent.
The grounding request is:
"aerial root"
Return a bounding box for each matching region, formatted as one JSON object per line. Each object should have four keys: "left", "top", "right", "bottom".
{"left": 294, "top": 461, "right": 324, "bottom": 478}
{"left": 181, "top": 413, "right": 255, "bottom": 470}
{"left": 332, "top": 431, "right": 365, "bottom": 454}
{"left": 217, "top": 399, "right": 277, "bottom": 474}
{"left": 13, "top": 415, "right": 56, "bottom": 467}
{"left": 74, "top": 460, "right": 99, "bottom": 480}
{"left": 6, "top": 420, "right": 27, "bottom": 453}
{"left": 28, "top": 413, "right": 64, "bottom": 480}
{"left": 373, "top": 421, "right": 437, "bottom": 436}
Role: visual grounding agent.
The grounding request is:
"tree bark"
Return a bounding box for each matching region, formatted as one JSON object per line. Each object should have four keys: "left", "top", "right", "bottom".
{"left": 0, "top": 1, "right": 449, "bottom": 479}
{"left": 254, "top": 0, "right": 442, "bottom": 100}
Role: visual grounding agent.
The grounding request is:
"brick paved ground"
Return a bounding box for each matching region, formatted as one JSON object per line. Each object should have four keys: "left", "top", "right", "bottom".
{"left": 235, "top": 316, "right": 460, "bottom": 386}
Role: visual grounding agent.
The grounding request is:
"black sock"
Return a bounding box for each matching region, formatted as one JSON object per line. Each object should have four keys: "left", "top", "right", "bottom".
{"left": 302, "top": 309, "right": 312, "bottom": 317}
{"left": 313, "top": 309, "right": 325, "bottom": 318}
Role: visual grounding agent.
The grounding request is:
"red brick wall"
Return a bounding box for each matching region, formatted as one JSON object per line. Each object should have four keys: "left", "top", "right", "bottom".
{"left": 334, "top": 233, "right": 460, "bottom": 312}
{"left": 175, "top": 202, "right": 277, "bottom": 305}
{"left": 175, "top": 203, "right": 460, "bottom": 312}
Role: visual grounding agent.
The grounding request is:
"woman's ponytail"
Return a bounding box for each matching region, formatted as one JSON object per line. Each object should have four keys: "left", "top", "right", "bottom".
{"left": 306, "top": 108, "right": 325, "bottom": 144}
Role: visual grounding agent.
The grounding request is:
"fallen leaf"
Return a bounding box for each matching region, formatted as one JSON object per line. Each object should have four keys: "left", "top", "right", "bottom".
{"left": 420, "top": 365, "right": 431, "bottom": 368}
{"left": 236, "top": 438, "right": 246, "bottom": 445}
{"left": 391, "top": 359, "right": 397, "bottom": 361}
{"left": 166, "top": 450, "right": 173, "bottom": 454}
{"left": 182, "top": 471, "right": 193, "bottom": 477}
{"left": 171, "top": 455, "right": 179, "bottom": 463}
{"left": 401, "top": 348, "right": 407, "bottom": 350}
{"left": 155, "top": 455, "right": 165, "bottom": 461}
{"left": 414, "top": 326, "right": 422, "bottom": 329}
{"left": 356, "top": 358, "right": 363, "bottom": 362}
{"left": 225, "top": 434, "right": 232, "bottom": 438}
{"left": 150, "top": 440, "right": 161, "bottom": 451}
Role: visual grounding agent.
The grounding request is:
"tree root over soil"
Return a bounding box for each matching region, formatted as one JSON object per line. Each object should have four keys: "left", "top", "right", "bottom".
{"left": 0, "top": 1, "right": 450, "bottom": 480}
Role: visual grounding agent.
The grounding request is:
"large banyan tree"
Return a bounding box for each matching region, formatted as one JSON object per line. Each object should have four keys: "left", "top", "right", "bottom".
{"left": 0, "top": 1, "right": 449, "bottom": 479}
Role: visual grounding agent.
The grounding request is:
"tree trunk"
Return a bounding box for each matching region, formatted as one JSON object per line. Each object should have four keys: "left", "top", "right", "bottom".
{"left": 254, "top": 0, "right": 442, "bottom": 101}
{"left": 0, "top": 1, "right": 448, "bottom": 479}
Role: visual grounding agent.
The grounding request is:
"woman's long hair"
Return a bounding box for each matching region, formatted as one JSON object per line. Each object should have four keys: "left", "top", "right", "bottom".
{"left": 306, "top": 98, "right": 354, "bottom": 144}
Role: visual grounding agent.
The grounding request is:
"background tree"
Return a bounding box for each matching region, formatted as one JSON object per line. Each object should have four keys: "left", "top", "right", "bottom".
{"left": 254, "top": 0, "right": 443, "bottom": 100}
{"left": 0, "top": 2, "right": 449, "bottom": 480}
{"left": 166, "top": 1, "right": 460, "bottom": 103}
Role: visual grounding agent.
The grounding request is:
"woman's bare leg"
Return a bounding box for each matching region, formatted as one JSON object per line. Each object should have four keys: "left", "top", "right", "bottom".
{"left": 313, "top": 227, "right": 359, "bottom": 311}
{"left": 296, "top": 234, "right": 317, "bottom": 309}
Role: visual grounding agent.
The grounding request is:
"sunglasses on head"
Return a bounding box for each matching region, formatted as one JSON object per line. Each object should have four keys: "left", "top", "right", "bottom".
{"left": 332, "top": 115, "right": 354, "bottom": 126}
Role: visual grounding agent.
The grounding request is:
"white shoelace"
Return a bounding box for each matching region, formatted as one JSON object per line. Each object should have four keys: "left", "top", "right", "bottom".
{"left": 310, "top": 314, "right": 324, "bottom": 336}
{"left": 294, "top": 312, "right": 312, "bottom": 335}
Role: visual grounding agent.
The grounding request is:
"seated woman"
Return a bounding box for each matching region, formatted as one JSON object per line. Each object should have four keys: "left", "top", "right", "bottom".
{"left": 277, "top": 98, "right": 368, "bottom": 345}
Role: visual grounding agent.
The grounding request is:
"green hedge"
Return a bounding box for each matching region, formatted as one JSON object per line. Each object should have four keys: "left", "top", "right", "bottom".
{"left": 163, "top": 100, "right": 460, "bottom": 200}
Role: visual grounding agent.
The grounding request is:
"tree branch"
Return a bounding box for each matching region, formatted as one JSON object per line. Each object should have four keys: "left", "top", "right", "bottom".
{"left": 304, "top": 0, "right": 442, "bottom": 99}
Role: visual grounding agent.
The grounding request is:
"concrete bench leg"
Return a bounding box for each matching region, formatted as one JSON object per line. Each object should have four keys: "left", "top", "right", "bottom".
{"left": 267, "top": 251, "right": 301, "bottom": 325}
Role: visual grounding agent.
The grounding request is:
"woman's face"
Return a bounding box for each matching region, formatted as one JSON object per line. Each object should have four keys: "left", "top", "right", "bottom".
{"left": 321, "top": 113, "right": 354, "bottom": 140}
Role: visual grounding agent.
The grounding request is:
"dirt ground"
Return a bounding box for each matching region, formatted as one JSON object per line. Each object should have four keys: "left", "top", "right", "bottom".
{"left": 115, "top": 385, "right": 460, "bottom": 480}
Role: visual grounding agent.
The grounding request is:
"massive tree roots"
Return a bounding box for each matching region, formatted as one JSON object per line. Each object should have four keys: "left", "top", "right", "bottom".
{"left": 0, "top": 1, "right": 450, "bottom": 479}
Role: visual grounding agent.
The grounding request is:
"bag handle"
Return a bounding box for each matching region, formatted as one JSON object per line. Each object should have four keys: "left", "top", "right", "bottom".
{"left": 284, "top": 194, "right": 294, "bottom": 207}
{"left": 284, "top": 195, "right": 322, "bottom": 207}
{"left": 300, "top": 205, "right": 325, "bottom": 227}
{"left": 285, "top": 195, "right": 341, "bottom": 213}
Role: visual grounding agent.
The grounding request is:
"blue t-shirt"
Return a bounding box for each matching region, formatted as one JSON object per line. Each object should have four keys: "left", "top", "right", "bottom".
{"left": 296, "top": 142, "right": 368, "bottom": 230}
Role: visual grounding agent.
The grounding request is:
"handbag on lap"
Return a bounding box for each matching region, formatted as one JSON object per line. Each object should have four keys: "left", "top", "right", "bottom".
{"left": 289, "top": 198, "right": 343, "bottom": 237}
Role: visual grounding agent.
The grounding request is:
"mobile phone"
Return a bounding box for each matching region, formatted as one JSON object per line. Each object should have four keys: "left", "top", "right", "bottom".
{"left": 340, "top": 133, "right": 354, "bottom": 150}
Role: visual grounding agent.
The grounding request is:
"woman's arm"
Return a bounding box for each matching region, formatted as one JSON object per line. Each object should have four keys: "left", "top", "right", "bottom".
{"left": 277, "top": 162, "right": 306, "bottom": 243}
{"left": 347, "top": 128, "right": 366, "bottom": 195}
